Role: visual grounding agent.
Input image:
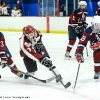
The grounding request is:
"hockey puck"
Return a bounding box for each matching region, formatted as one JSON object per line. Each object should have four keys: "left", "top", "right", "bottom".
{"left": 0, "top": 75, "right": 1, "bottom": 78}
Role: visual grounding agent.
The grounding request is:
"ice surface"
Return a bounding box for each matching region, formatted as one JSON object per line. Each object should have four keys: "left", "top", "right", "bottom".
{"left": 0, "top": 32, "right": 99, "bottom": 100}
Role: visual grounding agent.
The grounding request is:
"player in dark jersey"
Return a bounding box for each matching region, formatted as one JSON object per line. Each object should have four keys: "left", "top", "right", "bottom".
{"left": 0, "top": 32, "right": 23, "bottom": 78}
{"left": 19, "top": 25, "right": 63, "bottom": 83}
{"left": 96, "top": 1, "right": 100, "bottom": 16}
{"left": 76, "top": 16, "right": 100, "bottom": 79}
{"left": 65, "top": 1, "right": 88, "bottom": 59}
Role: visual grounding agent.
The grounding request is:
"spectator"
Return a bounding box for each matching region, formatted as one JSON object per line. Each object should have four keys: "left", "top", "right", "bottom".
{"left": 16, "top": 0, "right": 22, "bottom": 15}
{"left": 2, "top": 2, "right": 10, "bottom": 16}
{"left": 11, "top": 6, "right": 22, "bottom": 17}
{"left": 0, "top": 4, "right": 2, "bottom": 15}
{"left": 0, "top": 0, "right": 3, "bottom": 5}
{"left": 96, "top": 1, "right": 100, "bottom": 16}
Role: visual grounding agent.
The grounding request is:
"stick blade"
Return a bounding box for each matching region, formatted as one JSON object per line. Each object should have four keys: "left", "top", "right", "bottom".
{"left": 64, "top": 82, "right": 71, "bottom": 88}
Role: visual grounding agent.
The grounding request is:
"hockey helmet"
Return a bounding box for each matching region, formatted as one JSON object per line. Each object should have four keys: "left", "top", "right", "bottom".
{"left": 97, "top": 1, "right": 100, "bottom": 5}
{"left": 91, "top": 16, "right": 100, "bottom": 32}
{"left": 78, "top": 1, "right": 87, "bottom": 7}
{"left": 23, "top": 25, "right": 35, "bottom": 34}
{"left": 23, "top": 25, "right": 36, "bottom": 41}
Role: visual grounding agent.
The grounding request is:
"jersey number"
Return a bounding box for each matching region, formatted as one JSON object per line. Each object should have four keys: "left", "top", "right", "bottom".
{"left": 0, "top": 41, "right": 4, "bottom": 47}
{"left": 80, "top": 36, "right": 86, "bottom": 41}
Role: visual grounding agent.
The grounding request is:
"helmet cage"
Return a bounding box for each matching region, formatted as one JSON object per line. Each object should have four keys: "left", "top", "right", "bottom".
{"left": 23, "top": 25, "right": 36, "bottom": 42}
{"left": 91, "top": 23, "right": 100, "bottom": 33}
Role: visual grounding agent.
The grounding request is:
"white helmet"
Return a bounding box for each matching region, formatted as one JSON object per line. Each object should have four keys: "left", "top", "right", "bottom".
{"left": 78, "top": 1, "right": 87, "bottom": 7}
{"left": 97, "top": 1, "right": 100, "bottom": 5}
{"left": 91, "top": 16, "right": 100, "bottom": 32}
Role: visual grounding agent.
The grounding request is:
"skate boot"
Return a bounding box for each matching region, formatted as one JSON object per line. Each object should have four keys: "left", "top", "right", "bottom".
{"left": 24, "top": 72, "right": 35, "bottom": 79}
{"left": 56, "top": 74, "right": 63, "bottom": 83}
{"left": 15, "top": 71, "right": 23, "bottom": 78}
{"left": 94, "top": 72, "right": 100, "bottom": 79}
{"left": 64, "top": 51, "right": 71, "bottom": 59}
{"left": 10, "top": 66, "right": 23, "bottom": 78}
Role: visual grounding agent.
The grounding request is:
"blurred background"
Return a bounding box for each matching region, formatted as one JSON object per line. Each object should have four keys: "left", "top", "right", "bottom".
{"left": 0, "top": 0, "right": 100, "bottom": 16}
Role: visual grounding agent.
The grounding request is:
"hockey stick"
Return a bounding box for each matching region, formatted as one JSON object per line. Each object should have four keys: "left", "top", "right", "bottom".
{"left": 0, "top": 62, "right": 56, "bottom": 83}
{"left": 12, "top": 68, "right": 56, "bottom": 83}
{"left": 86, "top": 46, "right": 89, "bottom": 57}
{"left": 51, "top": 68, "right": 71, "bottom": 89}
{"left": 73, "top": 62, "right": 81, "bottom": 91}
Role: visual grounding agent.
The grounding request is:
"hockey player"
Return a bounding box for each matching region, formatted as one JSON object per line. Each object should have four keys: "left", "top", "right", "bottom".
{"left": 65, "top": 1, "right": 88, "bottom": 59}
{"left": 96, "top": 1, "right": 100, "bottom": 16}
{"left": 0, "top": 32, "right": 23, "bottom": 78}
{"left": 76, "top": 16, "right": 100, "bottom": 79}
{"left": 19, "top": 25, "right": 63, "bottom": 82}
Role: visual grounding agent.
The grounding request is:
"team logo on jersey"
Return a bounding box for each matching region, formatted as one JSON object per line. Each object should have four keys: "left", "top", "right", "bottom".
{"left": 24, "top": 42, "right": 31, "bottom": 47}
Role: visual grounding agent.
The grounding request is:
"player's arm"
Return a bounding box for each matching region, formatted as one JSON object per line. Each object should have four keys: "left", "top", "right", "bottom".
{"left": 20, "top": 35, "right": 53, "bottom": 68}
{"left": 76, "top": 31, "right": 90, "bottom": 62}
{"left": 0, "top": 32, "right": 8, "bottom": 68}
{"left": 19, "top": 35, "right": 42, "bottom": 62}
{"left": 70, "top": 11, "right": 78, "bottom": 26}
{"left": 70, "top": 11, "right": 83, "bottom": 33}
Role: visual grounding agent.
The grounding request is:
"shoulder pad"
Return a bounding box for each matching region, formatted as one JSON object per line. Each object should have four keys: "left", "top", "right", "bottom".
{"left": 84, "top": 9, "right": 88, "bottom": 12}
{"left": 0, "top": 32, "right": 3, "bottom": 38}
{"left": 74, "top": 9, "right": 79, "bottom": 13}
{"left": 85, "top": 27, "right": 92, "bottom": 35}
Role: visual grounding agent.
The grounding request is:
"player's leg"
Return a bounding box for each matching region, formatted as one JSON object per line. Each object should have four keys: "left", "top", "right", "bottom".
{"left": 23, "top": 56, "right": 38, "bottom": 79}
{"left": 41, "top": 46, "right": 62, "bottom": 82}
{"left": 93, "top": 50, "right": 100, "bottom": 79}
{"left": 5, "top": 47, "right": 23, "bottom": 77}
{"left": 65, "top": 28, "right": 77, "bottom": 59}
{"left": 7, "top": 58, "right": 23, "bottom": 77}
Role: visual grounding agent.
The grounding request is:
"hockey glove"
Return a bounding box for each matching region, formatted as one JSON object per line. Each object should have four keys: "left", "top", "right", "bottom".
{"left": 1, "top": 58, "right": 8, "bottom": 68}
{"left": 34, "top": 42, "right": 43, "bottom": 53}
{"left": 76, "top": 54, "right": 83, "bottom": 62}
{"left": 40, "top": 57, "right": 53, "bottom": 68}
{"left": 75, "top": 51, "right": 84, "bottom": 63}
{"left": 83, "top": 23, "right": 88, "bottom": 29}
{"left": 75, "top": 26, "right": 83, "bottom": 34}
{"left": 90, "top": 42, "right": 100, "bottom": 51}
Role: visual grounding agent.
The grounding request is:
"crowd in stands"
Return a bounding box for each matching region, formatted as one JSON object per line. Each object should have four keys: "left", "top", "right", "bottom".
{"left": 0, "top": 0, "right": 22, "bottom": 17}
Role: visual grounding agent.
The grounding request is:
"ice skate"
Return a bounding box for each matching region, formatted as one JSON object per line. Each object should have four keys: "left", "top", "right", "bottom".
{"left": 15, "top": 71, "right": 23, "bottom": 78}
{"left": 64, "top": 51, "right": 71, "bottom": 59}
{"left": 24, "top": 72, "right": 35, "bottom": 79}
{"left": 94, "top": 72, "right": 100, "bottom": 79}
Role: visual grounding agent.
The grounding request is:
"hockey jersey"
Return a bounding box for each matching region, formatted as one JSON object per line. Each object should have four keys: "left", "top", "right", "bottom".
{"left": 77, "top": 26, "right": 100, "bottom": 52}
{"left": 19, "top": 31, "right": 43, "bottom": 61}
{"left": 68, "top": 9, "right": 88, "bottom": 30}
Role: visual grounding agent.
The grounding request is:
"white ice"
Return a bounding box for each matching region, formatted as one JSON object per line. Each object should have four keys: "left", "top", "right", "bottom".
{"left": 0, "top": 32, "right": 99, "bottom": 100}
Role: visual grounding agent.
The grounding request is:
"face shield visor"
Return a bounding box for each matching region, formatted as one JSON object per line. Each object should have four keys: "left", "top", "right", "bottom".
{"left": 91, "top": 23, "right": 100, "bottom": 33}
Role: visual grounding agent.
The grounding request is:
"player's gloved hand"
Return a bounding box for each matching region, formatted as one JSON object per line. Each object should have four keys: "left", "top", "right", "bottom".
{"left": 75, "top": 26, "right": 83, "bottom": 34}
{"left": 75, "top": 51, "right": 84, "bottom": 63}
{"left": 34, "top": 42, "right": 43, "bottom": 53}
{"left": 1, "top": 58, "right": 8, "bottom": 68}
{"left": 76, "top": 54, "right": 83, "bottom": 62}
{"left": 40, "top": 57, "right": 53, "bottom": 67}
{"left": 83, "top": 22, "right": 88, "bottom": 29}
{"left": 90, "top": 42, "right": 100, "bottom": 51}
